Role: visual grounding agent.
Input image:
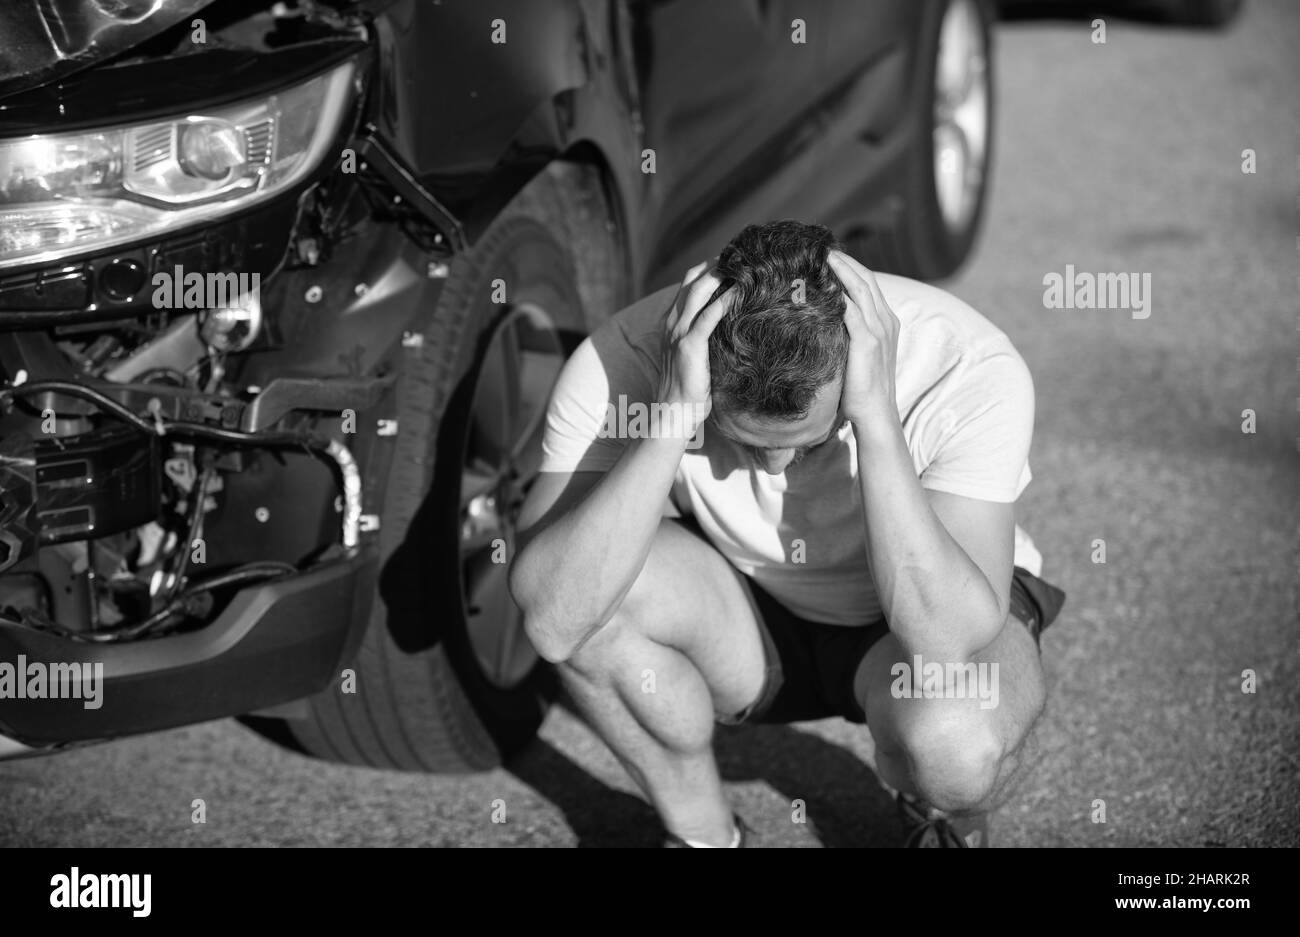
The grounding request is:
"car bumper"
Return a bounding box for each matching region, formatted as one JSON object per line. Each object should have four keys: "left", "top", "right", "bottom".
{"left": 0, "top": 550, "right": 375, "bottom": 749}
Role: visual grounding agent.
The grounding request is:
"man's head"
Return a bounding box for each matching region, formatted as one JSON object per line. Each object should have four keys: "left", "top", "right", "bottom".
{"left": 707, "top": 220, "right": 849, "bottom": 474}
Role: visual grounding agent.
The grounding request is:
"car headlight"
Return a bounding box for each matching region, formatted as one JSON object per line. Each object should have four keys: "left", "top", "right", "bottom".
{"left": 0, "top": 60, "right": 357, "bottom": 272}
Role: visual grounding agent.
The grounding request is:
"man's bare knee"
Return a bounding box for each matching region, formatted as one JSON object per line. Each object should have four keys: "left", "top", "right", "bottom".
{"left": 522, "top": 519, "right": 684, "bottom": 665}
{"left": 557, "top": 599, "right": 644, "bottom": 682}
{"left": 555, "top": 600, "right": 721, "bottom": 759}
{"left": 906, "top": 713, "right": 1002, "bottom": 813}
{"left": 568, "top": 518, "right": 701, "bottom": 659}
{"left": 897, "top": 675, "right": 1045, "bottom": 814}
{"left": 532, "top": 516, "right": 764, "bottom": 735}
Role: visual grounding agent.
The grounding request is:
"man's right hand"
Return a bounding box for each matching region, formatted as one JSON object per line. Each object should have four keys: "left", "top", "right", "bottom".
{"left": 656, "top": 261, "right": 733, "bottom": 439}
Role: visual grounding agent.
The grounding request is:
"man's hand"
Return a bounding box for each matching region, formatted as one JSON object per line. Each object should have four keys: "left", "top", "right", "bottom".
{"left": 828, "top": 250, "right": 900, "bottom": 428}
{"left": 656, "top": 260, "right": 732, "bottom": 439}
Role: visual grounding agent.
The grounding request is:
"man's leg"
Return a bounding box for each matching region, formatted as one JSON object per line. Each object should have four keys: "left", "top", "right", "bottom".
{"left": 853, "top": 612, "right": 1047, "bottom": 816}
{"left": 553, "top": 518, "right": 769, "bottom": 846}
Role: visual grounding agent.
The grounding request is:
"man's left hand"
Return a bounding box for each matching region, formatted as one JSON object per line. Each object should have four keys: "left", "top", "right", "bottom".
{"left": 828, "top": 250, "right": 900, "bottom": 428}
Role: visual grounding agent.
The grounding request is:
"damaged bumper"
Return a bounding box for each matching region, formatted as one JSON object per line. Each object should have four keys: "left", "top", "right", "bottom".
{"left": 0, "top": 548, "right": 375, "bottom": 749}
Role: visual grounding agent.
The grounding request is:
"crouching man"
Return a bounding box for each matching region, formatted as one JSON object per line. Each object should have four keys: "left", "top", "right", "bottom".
{"left": 508, "top": 221, "right": 1064, "bottom": 847}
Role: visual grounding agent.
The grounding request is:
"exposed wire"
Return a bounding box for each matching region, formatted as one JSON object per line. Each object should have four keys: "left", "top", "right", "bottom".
{"left": 0, "top": 379, "right": 327, "bottom": 449}
{"left": 3, "top": 382, "right": 365, "bottom": 547}
{"left": 1, "top": 379, "right": 157, "bottom": 434}
{"left": 1, "top": 377, "right": 365, "bottom": 639}
{"left": 165, "top": 464, "right": 214, "bottom": 604}
{"left": 79, "top": 562, "right": 299, "bottom": 643}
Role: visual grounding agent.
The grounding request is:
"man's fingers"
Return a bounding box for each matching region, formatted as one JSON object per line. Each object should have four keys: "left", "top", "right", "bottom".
{"left": 837, "top": 251, "right": 891, "bottom": 319}
{"left": 666, "top": 261, "right": 711, "bottom": 332}
{"left": 842, "top": 296, "right": 871, "bottom": 344}
{"left": 830, "top": 251, "right": 893, "bottom": 338}
{"left": 830, "top": 248, "right": 874, "bottom": 281}
{"left": 832, "top": 251, "right": 893, "bottom": 315}
{"left": 828, "top": 252, "right": 873, "bottom": 337}
{"left": 828, "top": 251, "right": 872, "bottom": 311}
{"left": 688, "top": 282, "right": 733, "bottom": 341}
{"left": 668, "top": 260, "right": 718, "bottom": 334}
{"left": 677, "top": 269, "right": 726, "bottom": 337}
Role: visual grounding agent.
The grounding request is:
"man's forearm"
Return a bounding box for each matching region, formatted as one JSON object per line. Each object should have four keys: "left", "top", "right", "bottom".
{"left": 510, "top": 434, "right": 687, "bottom": 661}
{"left": 854, "top": 414, "right": 1005, "bottom": 662}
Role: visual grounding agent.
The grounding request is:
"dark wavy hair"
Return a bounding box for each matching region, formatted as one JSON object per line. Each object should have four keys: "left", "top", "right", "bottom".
{"left": 707, "top": 221, "right": 848, "bottom": 420}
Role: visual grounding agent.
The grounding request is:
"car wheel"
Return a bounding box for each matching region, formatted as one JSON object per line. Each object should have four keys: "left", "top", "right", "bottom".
{"left": 852, "top": 0, "right": 994, "bottom": 279}
{"left": 260, "top": 205, "right": 592, "bottom": 772}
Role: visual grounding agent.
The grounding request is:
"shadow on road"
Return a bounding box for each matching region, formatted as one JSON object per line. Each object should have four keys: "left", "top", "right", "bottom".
{"left": 507, "top": 702, "right": 899, "bottom": 847}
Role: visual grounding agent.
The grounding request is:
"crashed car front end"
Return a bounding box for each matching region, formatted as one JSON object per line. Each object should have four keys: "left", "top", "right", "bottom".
{"left": 0, "top": 1, "right": 447, "bottom": 753}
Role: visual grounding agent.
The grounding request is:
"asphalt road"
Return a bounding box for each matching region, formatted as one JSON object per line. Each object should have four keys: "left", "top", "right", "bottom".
{"left": 3, "top": 0, "right": 1297, "bottom": 848}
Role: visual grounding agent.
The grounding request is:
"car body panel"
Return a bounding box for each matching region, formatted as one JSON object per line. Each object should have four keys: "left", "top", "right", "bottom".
{"left": 0, "top": 0, "right": 213, "bottom": 98}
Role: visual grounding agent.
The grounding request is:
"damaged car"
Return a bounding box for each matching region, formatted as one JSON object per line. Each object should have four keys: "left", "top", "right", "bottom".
{"left": 0, "top": 0, "right": 996, "bottom": 770}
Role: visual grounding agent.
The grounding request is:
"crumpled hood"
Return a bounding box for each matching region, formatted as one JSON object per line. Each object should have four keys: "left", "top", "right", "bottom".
{"left": 0, "top": 0, "right": 215, "bottom": 99}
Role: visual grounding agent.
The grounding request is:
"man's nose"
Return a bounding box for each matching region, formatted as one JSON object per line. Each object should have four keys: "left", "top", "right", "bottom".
{"left": 758, "top": 449, "right": 797, "bottom": 475}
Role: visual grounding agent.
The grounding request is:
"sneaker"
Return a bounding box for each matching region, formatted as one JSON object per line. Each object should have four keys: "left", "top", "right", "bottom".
{"left": 897, "top": 791, "right": 989, "bottom": 848}
{"left": 662, "top": 813, "right": 754, "bottom": 848}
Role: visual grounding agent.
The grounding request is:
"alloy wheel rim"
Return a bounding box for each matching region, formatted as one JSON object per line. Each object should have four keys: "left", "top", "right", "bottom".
{"left": 933, "top": 0, "right": 990, "bottom": 234}
{"left": 459, "top": 301, "right": 565, "bottom": 689}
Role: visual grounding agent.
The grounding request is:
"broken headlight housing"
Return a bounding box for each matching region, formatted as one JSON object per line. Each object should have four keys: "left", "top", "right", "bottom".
{"left": 0, "top": 59, "right": 357, "bottom": 271}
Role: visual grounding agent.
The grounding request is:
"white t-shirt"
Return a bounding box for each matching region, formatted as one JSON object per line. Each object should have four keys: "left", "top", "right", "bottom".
{"left": 539, "top": 273, "right": 1035, "bottom": 626}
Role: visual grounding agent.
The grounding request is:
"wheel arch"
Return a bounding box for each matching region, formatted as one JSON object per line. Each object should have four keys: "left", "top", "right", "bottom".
{"left": 469, "top": 140, "right": 636, "bottom": 333}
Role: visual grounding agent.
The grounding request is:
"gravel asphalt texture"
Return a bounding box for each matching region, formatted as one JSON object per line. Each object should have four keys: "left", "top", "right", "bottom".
{"left": 2, "top": 0, "right": 1297, "bottom": 848}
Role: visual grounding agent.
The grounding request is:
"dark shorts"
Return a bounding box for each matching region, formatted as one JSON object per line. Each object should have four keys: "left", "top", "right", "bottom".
{"left": 717, "top": 566, "right": 1066, "bottom": 727}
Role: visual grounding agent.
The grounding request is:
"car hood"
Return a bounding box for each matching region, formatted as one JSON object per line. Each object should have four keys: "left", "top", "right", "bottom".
{"left": 0, "top": 0, "right": 216, "bottom": 99}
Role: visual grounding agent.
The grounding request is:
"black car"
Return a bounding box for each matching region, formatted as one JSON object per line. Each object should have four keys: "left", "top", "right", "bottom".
{"left": 0, "top": 0, "right": 995, "bottom": 770}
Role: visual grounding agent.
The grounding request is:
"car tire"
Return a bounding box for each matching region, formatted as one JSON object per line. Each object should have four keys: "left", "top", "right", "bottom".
{"left": 252, "top": 174, "right": 608, "bottom": 772}
{"left": 851, "top": 0, "right": 995, "bottom": 279}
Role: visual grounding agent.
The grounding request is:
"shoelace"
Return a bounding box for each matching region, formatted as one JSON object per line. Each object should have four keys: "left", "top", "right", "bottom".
{"left": 905, "top": 816, "right": 974, "bottom": 848}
